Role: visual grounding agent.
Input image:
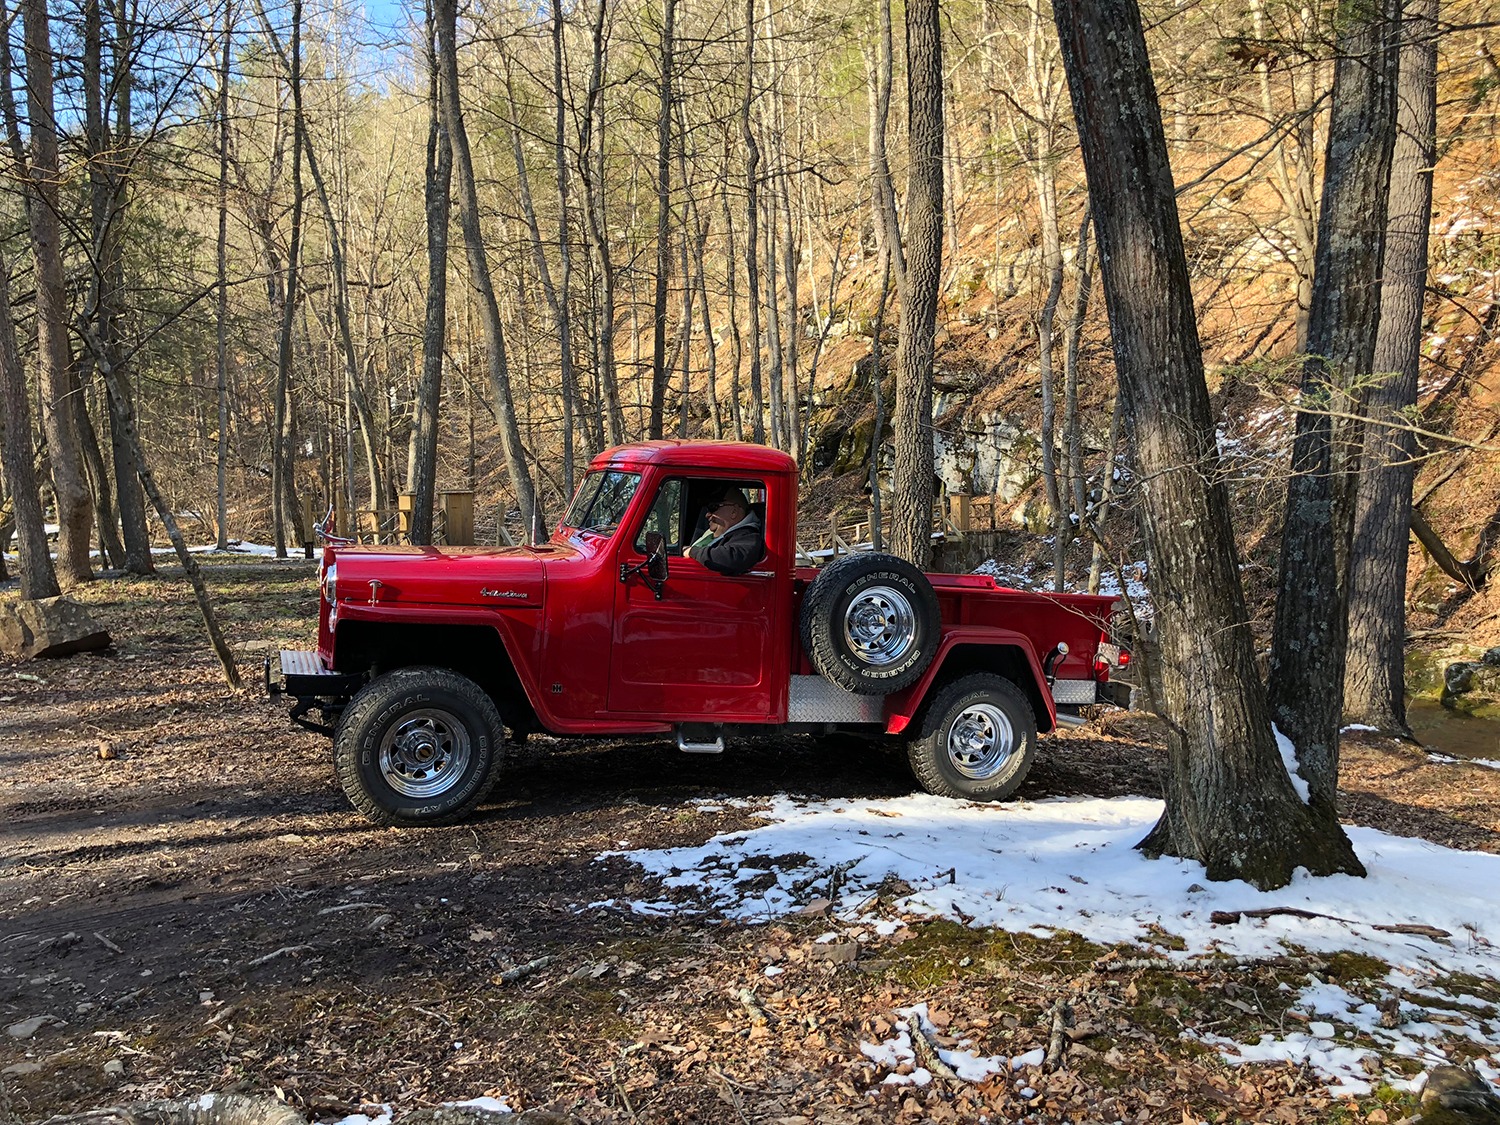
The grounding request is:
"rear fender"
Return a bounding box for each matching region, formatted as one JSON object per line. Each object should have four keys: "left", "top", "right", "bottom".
{"left": 883, "top": 629, "right": 1055, "bottom": 735}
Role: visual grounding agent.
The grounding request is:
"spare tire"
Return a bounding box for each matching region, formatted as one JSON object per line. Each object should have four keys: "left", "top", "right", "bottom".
{"left": 800, "top": 552, "right": 940, "bottom": 694}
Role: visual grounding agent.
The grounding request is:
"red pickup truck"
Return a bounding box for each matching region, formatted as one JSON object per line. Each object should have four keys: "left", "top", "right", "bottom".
{"left": 269, "top": 441, "right": 1128, "bottom": 826}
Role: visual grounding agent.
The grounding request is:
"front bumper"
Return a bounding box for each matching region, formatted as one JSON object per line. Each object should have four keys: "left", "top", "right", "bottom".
{"left": 265, "top": 649, "right": 364, "bottom": 736}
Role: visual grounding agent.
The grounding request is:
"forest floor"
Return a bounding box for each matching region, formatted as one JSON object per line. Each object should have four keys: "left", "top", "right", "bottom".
{"left": 2, "top": 558, "right": 1499, "bottom": 1124}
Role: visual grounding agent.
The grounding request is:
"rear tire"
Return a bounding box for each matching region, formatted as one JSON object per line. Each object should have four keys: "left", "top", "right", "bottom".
{"left": 906, "top": 674, "right": 1037, "bottom": 800}
{"left": 334, "top": 666, "right": 503, "bottom": 827}
{"left": 800, "top": 552, "right": 940, "bottom": 695}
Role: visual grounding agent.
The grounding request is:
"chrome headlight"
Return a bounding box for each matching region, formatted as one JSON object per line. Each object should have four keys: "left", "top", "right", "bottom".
{"left": 323, "top": 562, "right": 337, "bottom": 604}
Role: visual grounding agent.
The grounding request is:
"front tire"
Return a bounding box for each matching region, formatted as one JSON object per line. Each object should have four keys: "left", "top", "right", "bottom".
{"left": 906, "top": 674, "right": 1037, "bottom": 800}
{"left": 334, "top": 666, "right": 504, "bottom": 827}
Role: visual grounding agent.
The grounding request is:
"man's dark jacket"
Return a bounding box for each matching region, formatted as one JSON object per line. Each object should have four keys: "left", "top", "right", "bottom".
{"left": 692, "top": 511, "right": 766, "bottom": 576}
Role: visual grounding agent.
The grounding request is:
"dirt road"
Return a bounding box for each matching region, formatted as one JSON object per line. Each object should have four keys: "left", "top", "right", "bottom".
{"left": 3, "top": 561, "right": 1495, "bottom": 1123}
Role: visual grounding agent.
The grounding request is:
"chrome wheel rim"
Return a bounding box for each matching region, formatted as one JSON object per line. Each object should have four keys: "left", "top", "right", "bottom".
{"left": 842, "top": 585, "right": 917, "bottom": 666}
{"left": 947, "top": 702, "right": 1014, "bottom": 780}
{"left": 379, "top": 708, "right": 472, "bottom": 798}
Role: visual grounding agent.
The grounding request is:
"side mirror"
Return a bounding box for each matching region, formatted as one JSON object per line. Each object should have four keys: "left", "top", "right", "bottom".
{"left": 644, "top": 531, "right": 668, "bottom": 582}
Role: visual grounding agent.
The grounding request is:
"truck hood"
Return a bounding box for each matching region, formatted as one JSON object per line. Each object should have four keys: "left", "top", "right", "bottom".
{"left": 330, "top": 544, "right": 571, "bottom": 609}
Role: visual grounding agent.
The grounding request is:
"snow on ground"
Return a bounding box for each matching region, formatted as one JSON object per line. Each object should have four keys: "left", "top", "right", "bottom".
{"left": 970, "top": 555, "right": 1150, "bottom": 609}
{"left": 1429, "top": 752, "right": 1500, "bottom": 770}
{"left": 601, "top": 793, "right": 1500, "bottom": 1097}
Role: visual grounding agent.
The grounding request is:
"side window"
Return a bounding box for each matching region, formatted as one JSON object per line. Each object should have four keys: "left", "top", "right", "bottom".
{"left": 634, "top": 478, "right": 684, "bottom": 551}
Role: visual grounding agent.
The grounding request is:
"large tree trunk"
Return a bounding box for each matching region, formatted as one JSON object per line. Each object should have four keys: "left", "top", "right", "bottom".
{"left": 22, "top": 0, "right": 94, "bottom": 586}
{"left": 105, "top": 0, "right": 152, "bottom": 574}
{"left": 1342, "top": 0, "right": 1437, "bottom": 738}
{"left": 411, "top": 0, "right": 451, "bottom": 546}
{"left": 0, "top": 246, "right": 60, "bottom": 600}
{"left": 434, "top": 0, "right": 540, "bottom": 538}
{"left": 890, "top": 0, "right": 943, "bottom": 568}
{"left": 1052, "top": 0, "right": 1364, "bottom": 888}
{"left": 1268, "top": 0, "right": 1401, "bottom": 805}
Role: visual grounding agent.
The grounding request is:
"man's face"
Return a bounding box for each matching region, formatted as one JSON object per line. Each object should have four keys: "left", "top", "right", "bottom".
{"left": 707, "top": 500, "right": 745, "bottom": 535}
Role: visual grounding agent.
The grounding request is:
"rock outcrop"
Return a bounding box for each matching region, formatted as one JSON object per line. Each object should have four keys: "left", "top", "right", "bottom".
{"left": 0, "top": 596, "right": 111, "bottom": 659}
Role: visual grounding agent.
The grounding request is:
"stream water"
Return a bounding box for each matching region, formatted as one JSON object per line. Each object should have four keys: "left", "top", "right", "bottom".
{"left": 1407, "top": 699, "right": 1500, "bottom": 763}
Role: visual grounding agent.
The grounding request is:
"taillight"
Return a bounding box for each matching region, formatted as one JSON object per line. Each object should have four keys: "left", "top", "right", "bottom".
{"left": 1094, "top": 641, "right": 1129, "bottom": 676}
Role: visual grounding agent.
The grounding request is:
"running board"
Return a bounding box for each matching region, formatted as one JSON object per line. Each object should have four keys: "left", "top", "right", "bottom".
{"left": 676, "top": 727, "right": 725, "bottom": 754}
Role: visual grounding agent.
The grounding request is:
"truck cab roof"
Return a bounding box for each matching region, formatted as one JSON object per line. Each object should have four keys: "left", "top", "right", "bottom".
{"left": 591, "top": 440, "right": 798, "bottom": 475}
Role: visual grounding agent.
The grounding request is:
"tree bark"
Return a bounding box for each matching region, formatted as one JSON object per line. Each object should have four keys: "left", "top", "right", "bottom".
{"left": 1052, "top": 0, "right": 1363, "bottom": 888}
{"left": 890, "top": 0, "right": 943, "bottom": 568}
{"left": 1342, "top": 0, "right": 1437, "bottom": 737}
{"left": 267, "top": 0, "right": 305, "bottom": 557}
{"left": 0, "top": 245, "right": 60, "bottom": 600}
{"left": 22, "top": 0, "right": 94, "bottom": 585}
{"left": 434, "top": 0, "right": 541, "bottom": 538}
{"left": 1269, "top": 0, "right": 1401, "bottom": 806}
{"left": 411, "top": 0, "right": 451, "bottom": 545}
{"left": 578, "top": 0, "right": 624, "bottom": 448}
{"left": 648, "top": 0, "right": 677, "bottom": 440}
{"left": 216, "top": 0, "right": 233, "bottom": 550}
{"left": 739, "top": 0, "right": 766, "bottom": 445}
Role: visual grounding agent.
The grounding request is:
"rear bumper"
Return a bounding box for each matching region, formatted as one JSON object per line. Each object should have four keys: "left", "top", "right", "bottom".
{"left": 265, "top": 649, "right": 364, "bottom": 736}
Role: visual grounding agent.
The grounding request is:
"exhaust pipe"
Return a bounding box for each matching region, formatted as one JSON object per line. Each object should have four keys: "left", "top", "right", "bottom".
{"left": 1053, "top": 711, "right": 1087, "bottom": 729}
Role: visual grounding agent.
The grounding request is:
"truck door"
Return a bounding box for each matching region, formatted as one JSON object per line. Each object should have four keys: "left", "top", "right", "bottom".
{"left": 608, "top": 475, "right": 776, "bottom": 719}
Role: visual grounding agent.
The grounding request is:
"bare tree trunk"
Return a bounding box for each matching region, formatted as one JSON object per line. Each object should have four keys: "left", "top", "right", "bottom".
{"left": 411, "top": 0, "right": 451, "bottom": 545}
{"left": 216, "top": 0, "right": 233, "bottom": 549}
{"left": 434, "top": 0, "right": 541, "bottom": 538}
{"left": 1269, "top": 0, "right": 1401, "bottom": 807}
{"left": 648, "top": 0, "right": 677, "bottom": 440}
{"left": 551, "top": 0, "right": 583, "bottom": 479}
{"left": 868, "top": 0, "right": 905, "bottom": 290}
{"left": 890, "top": 0, "right": 943, "bottom": 568}
{"left": 22, "top": 0, "right": 93, "bottom": 585}
{"left": 1064, "top": 210, "right": 1094, "bottom": 529}
{"left": 718, "top": 150, "right": 746, "bottom": 442}
{"left": 267, "top": 0, "right": 305, "bottom": 557}
{"left": 740, "top": 0, "right": 766, "bottom": 445}
{"left": 579, "top": 0, "right": 624, "bottom": 448}
{"left": 1052, "top": 0, "right": 1363, "bottom": 888}
{"left": 105, "top": 0, "right": 152, "bottom": 574}
{"left": 1342, "top": 0, "right": 1437, "bottom": 737}
{"left": 0, "top": 246, "right": 60, "bottom": 599}
{"left": 99, "top": 360, "right": 242, "bottom": 689}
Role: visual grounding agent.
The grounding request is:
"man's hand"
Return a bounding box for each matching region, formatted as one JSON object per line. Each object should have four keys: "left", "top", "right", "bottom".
{"left": 687, "top": 529, "right": 715, "bottom": 559}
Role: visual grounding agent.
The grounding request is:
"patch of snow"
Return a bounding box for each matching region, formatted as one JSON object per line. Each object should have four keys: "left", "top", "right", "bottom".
{"left": 1273, "top": 725, "right": 1311, "bottom": 803}
{"left": 600, "top": 793, "right": 1500, "bottom": 1096}
{"left": 1341, "top": 724, "right": 1378, "bottom": 733}
{"left": 859, "top": 1003, "right": 1010, "bottom": 1087}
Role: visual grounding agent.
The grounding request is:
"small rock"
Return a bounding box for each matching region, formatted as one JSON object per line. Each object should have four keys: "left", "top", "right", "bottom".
{"left": 103, "top": 1058, "right": 126, "bottom": 1078}
{"left": 367, "top": 913, "right": 394, "bottom": 932}
{"left": 1, "top": 1062, "right": 41, "bottom": 1076}
{"left": 95, "top": 740, "right": 125, "bottom": 761}
{"left": 1483, "top": 647, "right": 1500, "bottom": 668}
{"left": 810, "top": 941, "right": 859, "bottom": 965}
{"left": 1419, "top": 1066, "right": 1500, "bottom": 1123}
{"left": 5, "top": 1015, "right": 58, "bottom": 1039}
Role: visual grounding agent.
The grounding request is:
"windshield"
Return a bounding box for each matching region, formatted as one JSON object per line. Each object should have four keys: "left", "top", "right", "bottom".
{"left": 562, "top": 470, "right": 640, "bottom": 536}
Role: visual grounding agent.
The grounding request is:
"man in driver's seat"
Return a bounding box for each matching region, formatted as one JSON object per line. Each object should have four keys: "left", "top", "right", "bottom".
{"left": 686, "top": 488, "right": 766, "bottom": 575}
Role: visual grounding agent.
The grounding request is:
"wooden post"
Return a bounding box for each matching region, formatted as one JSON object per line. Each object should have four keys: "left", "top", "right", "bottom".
{"left": 397, "top": 492, "right": 415, "bottom": 541}
{"left": 299, "top": 495, "right": 319, "bottom": 557}
{"left": 950, "top": 491, "right": 972, "bottom": 533}
{"left": 441, "top": 490, "right": 475, "bottom": 545}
